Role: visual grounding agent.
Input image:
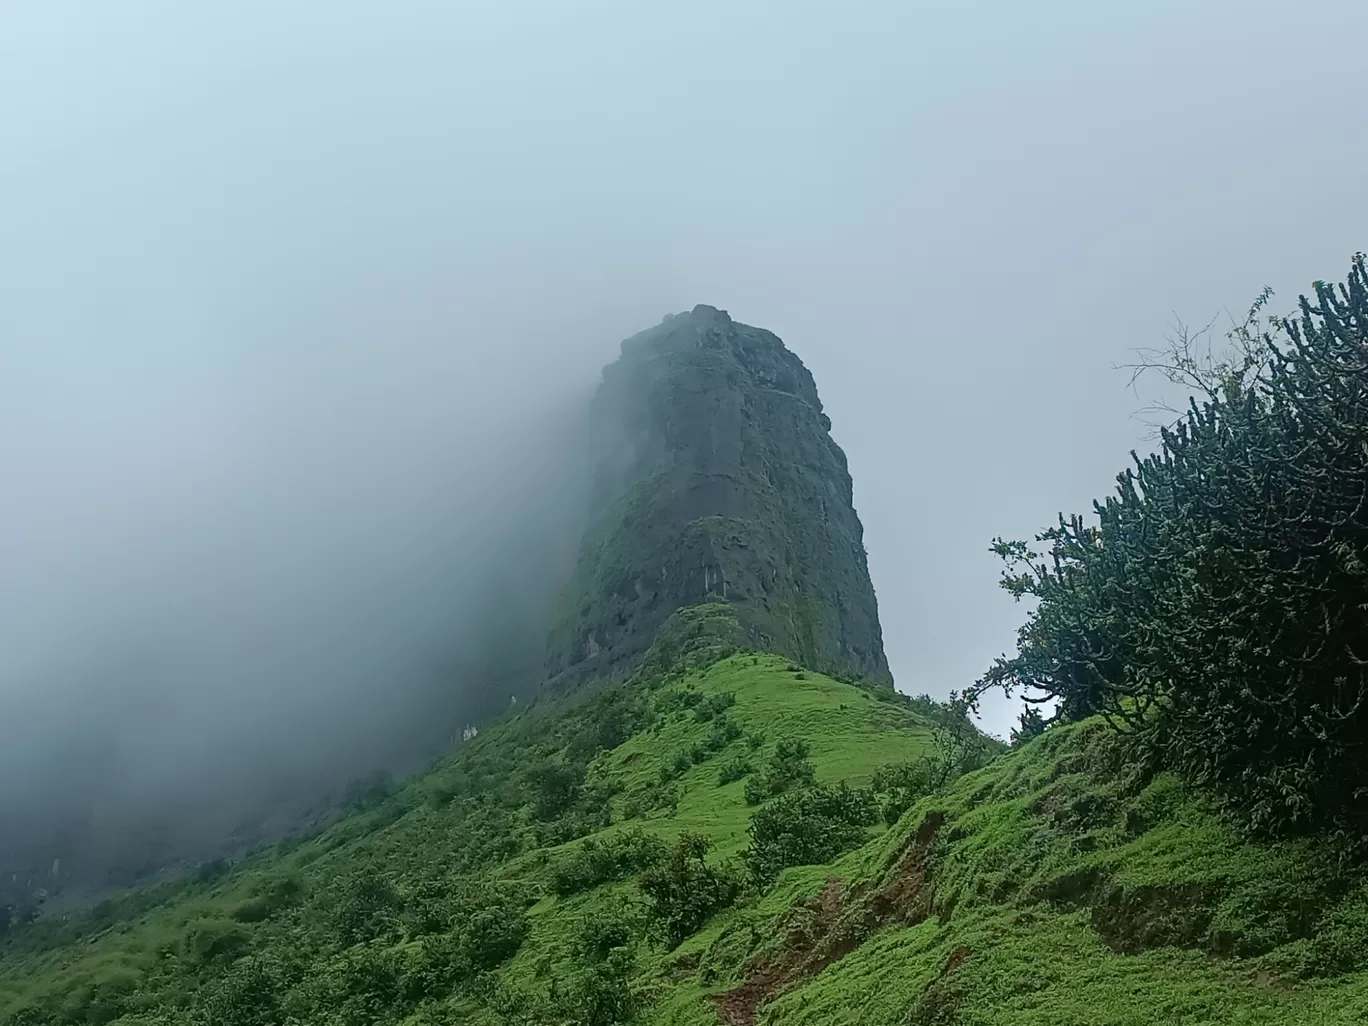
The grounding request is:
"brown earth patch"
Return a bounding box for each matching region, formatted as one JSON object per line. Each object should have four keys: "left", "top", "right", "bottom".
{"left": 715, "top": 810, "right": 947, "bottom": 1025}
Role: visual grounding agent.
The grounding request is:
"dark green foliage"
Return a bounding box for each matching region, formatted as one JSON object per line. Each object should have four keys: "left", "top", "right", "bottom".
{"left": 1010, "top": 706, "right": 1049, "bottom": 746}
{"left": 194, "top": 955, "right": 289, "bottom": 1026}
{"left": 692, "top": 692, "right": 736, "bottom": 722}
{"left": 551, "top": 829, "right": 669, "bottom": 896}
{"left": 341, "top": 769, "right": 398, "bottom": 812}
{"left": 183, "top": 918, "right": 250, "bottom": 966}
{"left": 636, "top": 833, "right": 742, "bottom": 947}
{"left": 706, "top": 713, "right": 743, "bottom": 750}
{"left": 455, "top": 890, "right": 530, "bottom": 970}
{"left": 976, "top": 256, "right": 1368, "bottom": 837}
{"left": 193, "top": 857, "right": 232, "bottom": 884}
{"left": 870, "top": 760, "right": 942, "bottom": 824}
{"left": 620, "top": 782, "right": 678, "bottom": 820}
{"left": 717, "top": 754, "right": 754, "bottom": 786}
{"left": 526, "top": 758, "right": 587, "bottom": 821}
{"left": 744, "top": 783, "right": 877, "bottom": 885}
{"left": 558, "top": 948, "right": 636, "bottom": 1026}
{"left": 331, "top": 872, "right": 403, "bottom": 945}
{"left": 743, "top": 738, "right": 816, "bottom": 805}
{"left": 230, "top": 872, "right": 303, "bottom": 923}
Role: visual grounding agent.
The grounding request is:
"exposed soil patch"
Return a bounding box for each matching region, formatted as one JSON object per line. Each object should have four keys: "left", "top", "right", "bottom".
{"left": 870, "top": 810, "right": 944, "bottom": 924}
{"left": 715, "top": 810, "right": 947, "bottom": 1025}
{"left": 907, "top": 946, "right": 972, "bottom": 1026}
{"left": 714, "top": 878, "right": 850, "bottom": 1026}
{"left": 1091, "top": 882, "right": 1218, "bottom": 954}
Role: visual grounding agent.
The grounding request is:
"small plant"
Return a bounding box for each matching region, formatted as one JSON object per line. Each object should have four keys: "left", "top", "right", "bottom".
{"left": 716, "top": 755, "right": 753, "bottom": 786}
{"left": 551, "top": 829, "right": 669, "bottom": 896}
{"left": 692, "top": 692, "right": 736, "bottom": 723}
{"left": 744, "top": 738, "right": 817, "bottom": 805}
{"left": 744, "top": 783, "right": 878, "bottom": 886}
{"left": 706, "top": 714, "right": 743, "bottom": 751}
{"left": 637, "top": 833, "right": 742, "bottom": 947}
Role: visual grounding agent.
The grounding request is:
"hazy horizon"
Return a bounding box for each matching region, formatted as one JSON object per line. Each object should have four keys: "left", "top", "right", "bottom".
{"left": 2, "top": 0, "right": 1366, "bottom": 884}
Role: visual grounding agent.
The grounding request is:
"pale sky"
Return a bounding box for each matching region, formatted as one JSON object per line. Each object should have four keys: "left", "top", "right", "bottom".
{"left": 2, "top": 0, "right": 1365, "bottom": 780}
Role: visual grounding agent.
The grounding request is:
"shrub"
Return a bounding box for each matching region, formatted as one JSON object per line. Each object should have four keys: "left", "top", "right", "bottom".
{"left": 231, "top": 873, "right": 303, "bottom": 923}
{"left": 716, "top": 755, "right": 753, "bottom": 786}
{"left": 194, "top": 955, "right": 287, "bottom": 1026}
{"left": 558, "top": 948, "right": 636, "bottom": 1026}
{"left": 870, "top": 760, "right": 942, "bottom": 824}
{"left": 692, "top": 692, "right": 736, "bottom": 723}
{"left": 621, "top": 783, "right": 677, "bottom": 820}
{"left": 457, "top": 890, "right": 530, "bottom": 969}
{"left": 183, "top": 918, "right": 250, "bottom": 966}
{"left": 744, "top": 738, "right": 816, "bottom": 805}
{"left": 744, "top": 783, "right": 877, "bottom": 885}
{"left": 330, "top": 872, "right": 402, "bottom": 945}
{"left": 637, "top": 833, "right": 742, "bottom": 947}
{"left": 526, "top": 758, "right": 587, "bottom": 821}
{"left": 975, "top": 257, "right": 1368, "bottom": 837}
{"left": 706, "top": 714, "right": 743, "bottom": 752}
{"left": 551, "top": 829, "right": 669, "bottom": 896}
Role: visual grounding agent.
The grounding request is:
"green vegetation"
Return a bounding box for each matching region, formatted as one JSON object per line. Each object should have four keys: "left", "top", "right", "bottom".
{"left": 5, "top": 262, "right": 1368, "bottom": 1023}
{"left": 5, "top": 639, "right": 1364, "bottom": 1024}
{"left": 0, "top": 648, "right": 945, "bottom": 1025}
{"left": 975, "top": 255, "right": 1368, "bottom": 839}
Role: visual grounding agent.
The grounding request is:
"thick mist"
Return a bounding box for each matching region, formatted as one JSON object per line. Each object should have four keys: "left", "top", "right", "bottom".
{"left": 5, "top": 0, "right": 1368, "bottom": 895}
{"left": 1, "top": 330, "right": 603, "bottom": 886}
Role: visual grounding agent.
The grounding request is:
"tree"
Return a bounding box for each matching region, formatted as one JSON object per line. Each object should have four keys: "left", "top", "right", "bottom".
{"left": 974, "top": 255, "right": 1368, "bottom": 838}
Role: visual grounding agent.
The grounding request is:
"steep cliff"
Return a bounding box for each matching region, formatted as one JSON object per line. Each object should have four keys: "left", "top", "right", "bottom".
{"left": 546, "top": 304, "right": 890, "bottom": 687}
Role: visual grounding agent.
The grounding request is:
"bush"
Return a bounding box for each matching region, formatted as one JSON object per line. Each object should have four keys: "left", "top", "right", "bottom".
{"left": 621, "top": 783, "right": 677, "bottom": 820}
{"left": 716, "top": 755, "right": 753, "bottom": 786}
{"left": 744, "top": 783, "right": 877, "bottom": 886}
{"left": 558, "top": 948, "right": 636, "bottom": 1026}
{"left": 194, "top": 955, "right": 287, "bottom": 1026}
{"left": 457, "top": 890, "right": 530, "bottom": 969}
{"left": 870, "top": 760, "right": 941, "bottom": 825}
{"left": 231, "top": 873, "right": 303, "bottom": 923}
{"left": 975, "top": 257, "right": 1368, "bottom": 837}
{"left": 706, "top": 714, "right": 743, "bottom": 751}
{"left": 330, "top": 872, "right": 402, "bottom": 945}
{"left": 637, "top": 833, "right": 742, "bottom": 947}
{"left": 526, "top": 758, "right": 587, "bottom": 821}
{"left": 692, "top": 692, "right": 736, "bottom": 723}
{"left": 183, "top": 918, "right": 250, "bottom": 966}
{"left": 744, "top": 738, "right": 816, "bottom": 805}
{"left": 551, "top": 829, "right": 669, "bottom": 896}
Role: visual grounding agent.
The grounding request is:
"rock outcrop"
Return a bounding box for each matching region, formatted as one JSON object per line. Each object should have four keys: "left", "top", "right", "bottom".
{"left": 546, "top": 304, "right": 890, "bottom": 687}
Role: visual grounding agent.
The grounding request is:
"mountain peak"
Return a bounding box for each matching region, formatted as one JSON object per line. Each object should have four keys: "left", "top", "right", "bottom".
{"left": 546, "top": 310, "right": 889, "bottom": 688}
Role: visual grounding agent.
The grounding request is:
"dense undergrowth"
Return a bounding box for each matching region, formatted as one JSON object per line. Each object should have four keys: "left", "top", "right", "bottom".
{"left": 0, "top": 606, "right": 971, "bottom": 1026}
{"left": 3, "top": 622, "right": 1366, "bottom": 1024}
{"left": 977, "top": 255, "right": 1368, "bottom": 839}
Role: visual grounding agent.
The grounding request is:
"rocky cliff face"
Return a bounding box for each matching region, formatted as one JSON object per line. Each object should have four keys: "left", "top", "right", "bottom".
{"left": 546, "top": 305, "right": 890, "bottom": 687}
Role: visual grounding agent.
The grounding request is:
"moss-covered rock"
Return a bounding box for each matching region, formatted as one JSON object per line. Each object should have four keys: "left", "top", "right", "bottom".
{"left": 547, "top": 305, "right": 890, "bottom": 688}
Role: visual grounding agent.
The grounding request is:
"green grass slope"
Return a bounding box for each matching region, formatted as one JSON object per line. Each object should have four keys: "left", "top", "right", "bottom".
{"left": 0, "top": 642, "right": 939, "bottom": 1026}
{"left": 2, "top": 636, "right": 1366, "bottom": 1025}
{"left": 695, "top": 720, "right": 1368, "bottom": 1026}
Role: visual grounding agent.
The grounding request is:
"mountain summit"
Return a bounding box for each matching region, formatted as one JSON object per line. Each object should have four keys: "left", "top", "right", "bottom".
{"left": 547, "top": 305, "right": 890, "bottom": 687}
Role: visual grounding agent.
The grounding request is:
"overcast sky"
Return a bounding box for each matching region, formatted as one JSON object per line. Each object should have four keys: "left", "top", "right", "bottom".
{"left": 2, "top": 0, "right": 1365, "bottom": 763}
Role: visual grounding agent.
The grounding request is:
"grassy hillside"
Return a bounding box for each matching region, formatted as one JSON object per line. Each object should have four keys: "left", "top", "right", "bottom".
{"left": 706, "top": 719, "right": 1368, "bottom": 1025}
{"left": 0, "top": 634, "right": 944, "bottom": 1026}
{"left": 2, "top": 636, "right": 1365, "bottom": 1024}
